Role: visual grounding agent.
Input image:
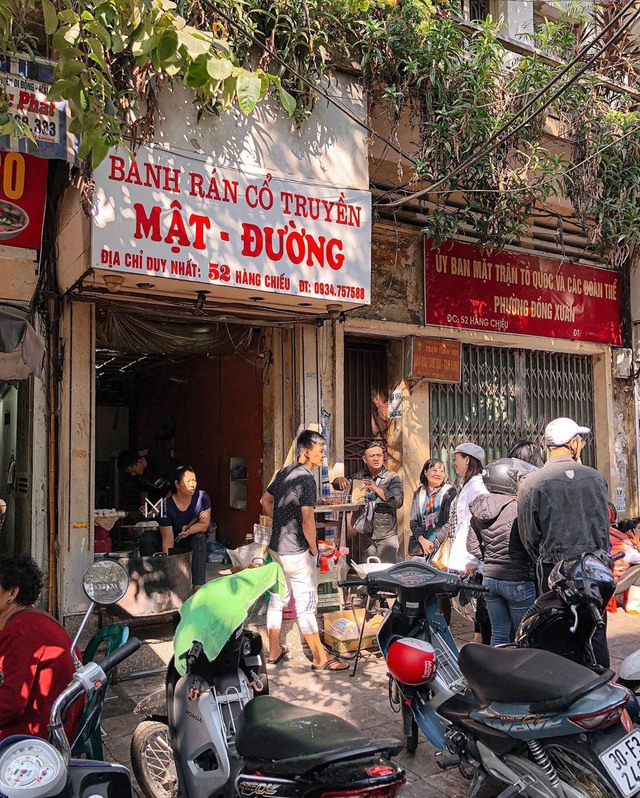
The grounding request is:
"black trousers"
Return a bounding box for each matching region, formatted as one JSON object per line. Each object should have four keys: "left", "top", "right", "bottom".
{"left": 138, "top": 528, "right": 207, "bottom": 586}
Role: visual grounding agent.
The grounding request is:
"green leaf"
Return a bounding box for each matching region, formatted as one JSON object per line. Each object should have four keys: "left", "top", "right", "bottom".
{"left": 56, "top": 53, "right": 87, "bottom": 79}
{"left": 42, "top": 0, "right": 59, "bottom": 35}
{"left": 178, "top": 28, "right": 212, "bottom": 58}
{"left": 63, "top": 22, "right": 81, "bottom": 44}
{"left": 206, "top": 57, "right": 233, "bottom": 81}
{"left": 92, "top": 138, "right": 110, "bottom": 169}
{"left": 279, "top": 86, "right": 296, "bottom": 116}
{"left": 86, "top": 20, "right": 111, "bottom": 48}
{"left": 185, "top": 57, "right": 210, "bottom": 88}
{"left": 236, "top": 71, "right": 262, "bottom": 114}
{"left": 157, "top": 30, "right": 180, "bottom": 63}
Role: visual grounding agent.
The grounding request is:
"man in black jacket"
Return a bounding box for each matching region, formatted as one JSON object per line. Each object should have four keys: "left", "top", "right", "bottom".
{"left": 517, "top": 417, "right": 610, "bottom": 665}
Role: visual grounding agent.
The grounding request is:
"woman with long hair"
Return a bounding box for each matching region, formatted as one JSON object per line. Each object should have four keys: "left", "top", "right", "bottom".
{"left": 409, "top": 458, "right": 456, "bottom": 557}
{"left": 441, "top": 443, "right": 490, "bottom": 642}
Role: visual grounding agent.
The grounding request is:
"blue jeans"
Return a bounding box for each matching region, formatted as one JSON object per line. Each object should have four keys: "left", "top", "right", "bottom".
{"left": 484, "top": 577, "right": 536, "bottom": 646}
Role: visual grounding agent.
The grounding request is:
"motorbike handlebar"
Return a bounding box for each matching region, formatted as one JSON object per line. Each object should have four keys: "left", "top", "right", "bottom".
{"left": 99, "top": 636, "right": 141, "bottom": 675}
{"left": 588, "top": 603, "right": 606, "bottom": 630}
{"left": 337, "top": 579, "right": 366, "bottom": 588}
{"left": 462, "top": 581, "right": 490, "bottom": 594}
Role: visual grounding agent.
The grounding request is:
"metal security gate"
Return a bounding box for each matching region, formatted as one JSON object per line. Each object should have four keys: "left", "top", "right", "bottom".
{"left": 430, "top": 345, "right": 595, "bottom": 468}
{"left": 344, "top": 341, "right": 388, "bottom": 475}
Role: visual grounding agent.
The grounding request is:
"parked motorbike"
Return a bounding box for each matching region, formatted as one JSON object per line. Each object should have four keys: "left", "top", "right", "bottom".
{"left": 343, "top": 559, "right": 640, "bottom": 798}
{"left": 131, "top": 568, "right": 405, "bottom": 798}
{"left": 0, "top": 559, "right": 141, "bottom": 798}
{"left": 515, "top": 552, "right": 640, "bottom": 702}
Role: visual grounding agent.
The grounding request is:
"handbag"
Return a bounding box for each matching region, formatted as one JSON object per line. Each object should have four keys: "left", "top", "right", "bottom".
{"left": 430, "top": 533, "right": 451, "bottom": 571}
{"left": 351, "top": 507, "right": 368, "bottom": 535}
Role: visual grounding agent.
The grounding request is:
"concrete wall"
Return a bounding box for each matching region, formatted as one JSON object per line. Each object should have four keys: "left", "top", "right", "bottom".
{"left": 155, "top": 75, "right": 368, "bottom": 191}
{"left": 57, "top": 300, "right": 95, "bottom": 617}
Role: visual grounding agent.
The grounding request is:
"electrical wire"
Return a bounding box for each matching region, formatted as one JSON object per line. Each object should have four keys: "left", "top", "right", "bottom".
{"left": 376, "top": 118, "right": 640, "bottom": 199}
{"left": 381, "top": 0, "right": 640, "bottom": 208}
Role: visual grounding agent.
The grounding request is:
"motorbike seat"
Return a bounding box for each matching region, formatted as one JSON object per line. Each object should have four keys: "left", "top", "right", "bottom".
{"left": 236, "top": 696, "right": 399, "bottom": 774}
{"left": 459, "top": 644, "right": 614, "bottom": 713}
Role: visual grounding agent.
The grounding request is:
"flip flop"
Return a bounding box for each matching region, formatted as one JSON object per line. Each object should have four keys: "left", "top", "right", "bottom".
{"left": 267, "top": 646, "right": 290, "bottom": 665}
{"left": 311, "top": 656, "right": 349, "bottom": 672}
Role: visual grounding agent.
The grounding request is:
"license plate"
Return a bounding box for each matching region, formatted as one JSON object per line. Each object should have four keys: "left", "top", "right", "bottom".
{"left": 600, "top": 730, "right": 640, "bottom": 797}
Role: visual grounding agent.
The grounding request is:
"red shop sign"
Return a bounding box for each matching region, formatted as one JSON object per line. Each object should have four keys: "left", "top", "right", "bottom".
{"left": 0, "top": 151, "right": 47, "bottom": 250}
{"left": 424, "top": 239, "right": 622, "bottom": 345}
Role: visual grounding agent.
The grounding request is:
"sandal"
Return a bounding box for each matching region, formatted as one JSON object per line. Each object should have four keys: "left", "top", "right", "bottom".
{"left": 311, "top": 656, "right": 349, "bottom": 672}
{"left": 267, "top": 646, "right": 290, "bottom": 665}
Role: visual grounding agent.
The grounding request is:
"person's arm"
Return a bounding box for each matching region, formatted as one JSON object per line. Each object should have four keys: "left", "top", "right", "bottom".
{"left": 301, "top": 505, "right": 317, "bottom": 555}
{"left": 370, "top": 473, "right": 403, "bottom": 507}
{"left": 409, "top": 491, "right": 422, "bottom": 538}
{"left": 466, "top": 518, "right": 484, "bottom": 561}
{"left": 517, "top": 485, "right": 541, "bottom": 561}
{"left": 0, "top": 628, "right": 36, "bottom": 726}
{"left": 261, "top": 491, "right": 274, "bottom": 519}
{"left": 179, "top": 508, "right": 211, "bottom": 538}
{"left": 332, "top": 477, "right": 350, "bottom": 491}
{"left": 624, "top": 547, "right": 640, "bottom": 565}
{"left": 159, "top": 524, "right": 174, "bottom": 554}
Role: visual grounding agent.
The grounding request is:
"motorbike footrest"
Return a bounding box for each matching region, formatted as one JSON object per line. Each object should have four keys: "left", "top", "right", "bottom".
{"left": 437, "top": 755, "right": 460, "bottom": 769}
{"left": 494, "top": 781, "right": 528, "bottom": 798}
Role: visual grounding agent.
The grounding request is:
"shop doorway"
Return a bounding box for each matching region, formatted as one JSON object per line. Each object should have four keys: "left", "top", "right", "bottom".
{"left": 429, "top": 344, "right": 595, "bottom": 468}
{"left": 94, "top": 310, "right": 264, "bottom": 549}
{"left": 0, "top": 380, "right": 33, "bottom": 555}
{"left": 344, "top": 340, "right": 388, "bottom": 474}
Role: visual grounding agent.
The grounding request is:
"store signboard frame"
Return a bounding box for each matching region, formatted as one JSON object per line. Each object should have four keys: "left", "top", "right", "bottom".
{"left": 404, "top": 336, "right": 462, "bottom": 383}
{"left": 424, "top": 238, "right": 623, "bottom": 346}
{"left": 91, "top": 145, "right": 372, "bottom": 307}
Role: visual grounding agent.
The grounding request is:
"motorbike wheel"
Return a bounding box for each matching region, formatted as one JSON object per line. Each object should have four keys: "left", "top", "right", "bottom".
{"left": 401, "top": 702, "right": 419, "bottom": 754}
{"left": 131, "top": 720, "right": 178, "bottom": 798}
{"left": 543, "top": 740, "right": 617, "bottom": 798}
{"left": 406, "top": 716, "right": 419, "bottom": 754}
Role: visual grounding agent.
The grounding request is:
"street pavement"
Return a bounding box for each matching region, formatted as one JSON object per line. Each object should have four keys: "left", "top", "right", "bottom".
{"left": 98, "top": 593, "right": 640, "bottom": 798}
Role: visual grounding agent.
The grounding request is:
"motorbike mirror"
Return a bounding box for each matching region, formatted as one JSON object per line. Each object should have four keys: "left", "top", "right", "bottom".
{"left": 83, "top": 559, "right": 129, "bottom": 605}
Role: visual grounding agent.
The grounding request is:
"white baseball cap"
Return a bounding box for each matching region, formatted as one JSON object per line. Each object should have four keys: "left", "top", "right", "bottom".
{"left": 453, "top": 442, "right": 485, "bottom": 464}
{"left": 544, "top": 417, "right": 591, "bottom": 448}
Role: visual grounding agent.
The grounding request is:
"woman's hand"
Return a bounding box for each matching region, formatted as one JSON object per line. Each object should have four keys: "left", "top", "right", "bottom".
{"left": 419, "top": 537, "right": 434, "bottom": 555}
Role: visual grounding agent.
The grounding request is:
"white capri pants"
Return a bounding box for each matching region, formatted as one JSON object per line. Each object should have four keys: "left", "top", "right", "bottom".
{"left": 267, "top": 549, "right": 318, "bottom": 636}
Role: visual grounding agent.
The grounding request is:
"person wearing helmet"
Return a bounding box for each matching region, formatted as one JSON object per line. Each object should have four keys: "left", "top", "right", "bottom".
{"left": 467, "top": 458, "right": 538, "bottom": 645}
{"left": 517, "top": 417, "right": 610, "bottom": 664}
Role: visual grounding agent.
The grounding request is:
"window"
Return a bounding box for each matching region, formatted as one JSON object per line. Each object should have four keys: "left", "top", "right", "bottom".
{"left": 461, "top": 0, "right": 491, "bottom": 21}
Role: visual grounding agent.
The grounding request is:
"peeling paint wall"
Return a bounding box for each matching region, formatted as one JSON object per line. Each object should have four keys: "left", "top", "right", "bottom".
{"left": 613, "top": 377, "right": 638, "bottom": 518}
{"left": 353, "top": 224, "right": 422, "bottom": 325}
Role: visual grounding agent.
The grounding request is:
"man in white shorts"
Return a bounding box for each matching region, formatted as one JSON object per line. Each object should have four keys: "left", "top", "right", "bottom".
{"left": 261, "top": 429, "right": 348, "bottom": 672}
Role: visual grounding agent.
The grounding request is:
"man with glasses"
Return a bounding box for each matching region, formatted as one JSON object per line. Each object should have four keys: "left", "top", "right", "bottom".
{"left": 334, "top": 441, "right": 404, "bottom": 564}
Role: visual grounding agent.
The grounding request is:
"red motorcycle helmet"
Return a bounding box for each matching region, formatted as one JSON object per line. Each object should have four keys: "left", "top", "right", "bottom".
{"left": 387, "top": 638, "right": 437, "bottom": 685}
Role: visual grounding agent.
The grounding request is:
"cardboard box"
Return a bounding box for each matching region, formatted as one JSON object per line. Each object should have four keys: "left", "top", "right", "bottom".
{"left": 322, "top": 609, "right": 382, "bottom": 654}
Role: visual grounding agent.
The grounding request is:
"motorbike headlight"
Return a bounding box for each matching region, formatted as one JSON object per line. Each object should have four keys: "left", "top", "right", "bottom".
{"left": 0, "top": 739, "right": 66, "bottom": 798}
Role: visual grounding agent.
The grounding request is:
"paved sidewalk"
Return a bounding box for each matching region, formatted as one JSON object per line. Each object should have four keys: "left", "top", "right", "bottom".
{"left": 99, "top": 600, "right": 640, "bottom": 798}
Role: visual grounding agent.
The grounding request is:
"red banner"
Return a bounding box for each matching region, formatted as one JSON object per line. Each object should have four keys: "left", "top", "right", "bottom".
{"left": 424, "top": 239, "right": 622, "bottom": 345}
{"left": 0, "top": 152, "right": 47, "bottom": 250}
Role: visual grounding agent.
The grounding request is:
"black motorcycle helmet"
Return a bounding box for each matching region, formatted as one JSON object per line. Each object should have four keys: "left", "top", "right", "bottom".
{"left": 481, "top": 458, "right": 538, "bottom": 496}
{"left": 548, "top": 551, "right": 616, "bottom": 606}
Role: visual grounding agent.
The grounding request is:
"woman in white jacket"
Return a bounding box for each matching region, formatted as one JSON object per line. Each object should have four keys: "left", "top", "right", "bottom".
{"left": 444, "top": 442, "right": 490, "bottom": 642}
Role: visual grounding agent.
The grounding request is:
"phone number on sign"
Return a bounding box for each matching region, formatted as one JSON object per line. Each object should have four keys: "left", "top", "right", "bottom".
{"left": 314, "top": 283, "right": 365, "bottom": 300}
